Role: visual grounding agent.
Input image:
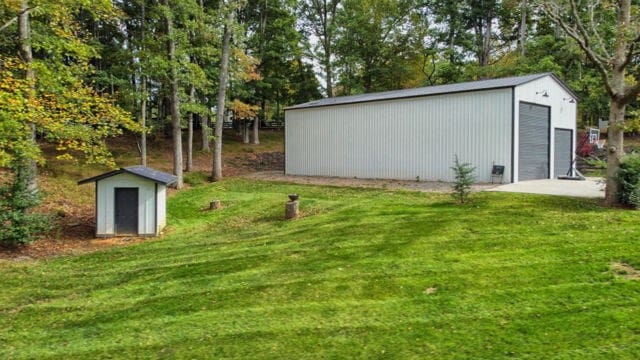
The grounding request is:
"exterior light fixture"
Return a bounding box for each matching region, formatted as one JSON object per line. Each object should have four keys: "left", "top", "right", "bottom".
{"left": 536, "top": 90, "right": 549, "bottom": 98}
{"left": 563, "top": 97, "right": 576, "bottom": 103}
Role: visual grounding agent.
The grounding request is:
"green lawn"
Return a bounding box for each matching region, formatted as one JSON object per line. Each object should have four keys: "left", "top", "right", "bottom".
{"left": 1, "top": 180, "right": 640, "bottom": 359}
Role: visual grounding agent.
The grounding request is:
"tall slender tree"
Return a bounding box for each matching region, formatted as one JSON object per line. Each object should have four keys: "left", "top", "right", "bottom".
{"left": 465, "top": 0, "right": 499, "bottom": 67}
{"left": 213, "top": 1, "right": 237, "bottom": 181}
{"left": 241, "top": 0, "right": 301, "bottom": 133}
{"left": 164, "top": 0, "right": 184, "bottom": 188}
{"left": 202, "top": 113, "right": 211, "bottom": 151}
{"left": 300, "top": 0, "right": 341, "bottom": 97}
{"left": 540, "top": 0, "right": 640, "bottom": 206}
{"left": 0, "top": 1, "right": 140, "bottom": 168}
{"left": 425, "top": 0, "right": 468, "bottom": 66}
{"left": 334, "top": 0, "right": 426, "bottom": 94}
{"left": 140, "top": 0, "right": 148, "bottom": 166}
{"left": 519, "top": 0, "right": 527, "bottom": 56}
{"left": 16, "top": 0, "right": 37, "bottom": 193}
{"left": 187, "top": 84, "right": 195, "bottom": 171}
{"left": 199, "top": 0, "right": 212, "bottom": 152}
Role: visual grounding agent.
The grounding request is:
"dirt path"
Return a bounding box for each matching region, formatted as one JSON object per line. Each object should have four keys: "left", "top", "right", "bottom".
{"left": 245, "top": 171, "right": 496, "bottom": 193}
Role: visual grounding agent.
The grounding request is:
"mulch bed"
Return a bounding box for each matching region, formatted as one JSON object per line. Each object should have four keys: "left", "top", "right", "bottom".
{"left": 0, "top": 204, "right": 146, "bottom": 260}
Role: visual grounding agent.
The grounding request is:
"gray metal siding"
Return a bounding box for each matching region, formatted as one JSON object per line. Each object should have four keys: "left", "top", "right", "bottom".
{"left": 554, "top": 129, "right": 573, "bottom": 177}
{"left": 286, "top": 89, "right": 513, "bottom": 183}
{"left": 518, "top": 103, "right": 550, "bottom": 181}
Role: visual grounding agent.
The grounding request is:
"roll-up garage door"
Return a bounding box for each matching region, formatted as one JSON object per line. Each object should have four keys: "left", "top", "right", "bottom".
{"left": 518, "top": 103, "right": 550, "bottom": 181}
{"left": 554, "top": 129, "right": 573, "bottom": 178}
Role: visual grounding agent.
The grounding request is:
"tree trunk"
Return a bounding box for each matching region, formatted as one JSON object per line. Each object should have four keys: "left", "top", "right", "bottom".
{"left": 322, "top": 0, "right": 335, "bottom": 97}
{"left": 197, "top": 0, "right": 210, "bottom": 153}
{"left": 480, "top": 16, "right": 492, "bottom": 67}
{"left": 201, "top": 114, "right": 210, "bottom": 151}
{"left": 324, "top": 46, "right": 333, "bottom": 97}
{"left": 604, "top": 1, "right": 631, "bottom": 206}
{"left": 186, "top": 112, "right": 193, "bottom": 172}
{"left": 255, "top": 0, "right": 265, "bottom": 145}
{"left": 519, "top": 0, "right": 526, "bottom": 56}
{"left": 17, "top": 0, "right": 37, "bottom": 193}
{"left": 140, "top": 76, "right": 147, "bottom": 166}
{"left": 252, "top": 116, "right": 260, "bottom": 145}
{"left": 447, "top": 16, "right": 456, "bottom": 64}
{"left": 186, "top": 85, "right": 195, "bottom": 172}
{"left": 212, "top": 9, "right": 234, "bottom": 182}
{"left": 243, "top": 120, "right": 250, "bottom": 144}
{"left": 140, "top": 1, "right": 147, "bottom": 167}
{"left": 605, "top": 99, "right": 626, "bottom": 206}
{"left": 285, "top": 200, "right": 299, "bottom": 220}
{"left": 166, "top": 1, "right": 183, "bottom": 188}
{"left": 538, "top": 0, "right": 638, "bottom": 207}
{"left": 158, "top": 93, "right": 164, "bottom": 132}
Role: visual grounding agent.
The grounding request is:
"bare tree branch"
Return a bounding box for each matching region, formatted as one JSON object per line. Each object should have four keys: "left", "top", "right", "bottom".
{"left": 540, "top": 2, "right": 614, "bottom": 96}
{"left": 622, "top": 83, "right": 640, "bottom": 104}
{"left": 587, "top": 0, "right": 612, "bottom": 59}
{"left": 622, "top": 33, "right": 640, "bottom": 68}
{"left": 568, "top": 0, "right": 608, "bottom": 63}
{"left": 0, "top": 6, "right": 38, "bottom": 33}
{"left": 0, "top": 17, "right": 17, "bottom": 32}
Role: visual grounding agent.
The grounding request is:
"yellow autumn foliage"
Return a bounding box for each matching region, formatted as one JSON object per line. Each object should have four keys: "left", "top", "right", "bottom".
{"left": 0, "top": 57, "right": 140, "bottom": 169}
{"left": 229, "top": 99, "right": 260, "bottom": 120}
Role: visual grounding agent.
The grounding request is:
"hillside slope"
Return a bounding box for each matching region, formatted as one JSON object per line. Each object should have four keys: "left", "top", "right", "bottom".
{"left": 1, "top": 180, "right": 640, "bottom": 358}
{"left": 1, "top": 130, "right": 283, "bottom": 258}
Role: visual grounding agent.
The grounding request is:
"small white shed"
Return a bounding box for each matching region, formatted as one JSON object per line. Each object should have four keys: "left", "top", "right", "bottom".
{"left": 78, "top": 166, "right": 177, "bottom": 237}
{"left": 285, "top": 73, "right": 578, "bottom": 183}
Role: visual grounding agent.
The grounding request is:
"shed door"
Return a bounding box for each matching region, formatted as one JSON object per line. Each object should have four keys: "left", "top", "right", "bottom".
{"left": 518, "top": 103, "right": 550, "bottom": 181}
{"left": 554, "top": 129, "right": 573, "bottom": 177}
{"left": 115, "top": 188, "right": 138, "bottom": 235}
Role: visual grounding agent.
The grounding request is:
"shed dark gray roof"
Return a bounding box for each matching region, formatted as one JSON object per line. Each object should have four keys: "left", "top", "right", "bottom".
{"left": 286, "top": 73, "right": 577, "bottom": 110}
{"left": 78, "top": 166, "right": 178, "bottom": 185}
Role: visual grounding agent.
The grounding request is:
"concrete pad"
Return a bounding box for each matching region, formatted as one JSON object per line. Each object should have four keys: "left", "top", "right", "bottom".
{"left": 488, "top": 178, "right": 605, "bottom": 198}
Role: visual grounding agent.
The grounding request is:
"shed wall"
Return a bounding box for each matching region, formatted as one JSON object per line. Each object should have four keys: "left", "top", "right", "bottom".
{"left": 96, "top": 173, "right": 157, "bottom": 236}
{"left": 156, "top": 184, "right": 167, "bottom": 233}
{"left": 286, "top": 89, "right": 513, "bottom": 182}
{"left": 514, "top": 77, "right": 577, "bottom": 181}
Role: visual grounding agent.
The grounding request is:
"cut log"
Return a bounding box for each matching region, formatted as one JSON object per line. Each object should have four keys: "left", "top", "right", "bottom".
{"left": 285, "top": 201, "right": 299, "bottom": 220}
{"left": 209, "top": 200, "right": 222, "bottom": 210}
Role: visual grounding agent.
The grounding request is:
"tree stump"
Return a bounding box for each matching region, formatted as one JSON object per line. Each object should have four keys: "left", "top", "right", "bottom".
{"left": 285, "top": 200, "right": 299, "bottom": 220}
{"left": 209, "top": 200, "right": 222, "bottom": 210}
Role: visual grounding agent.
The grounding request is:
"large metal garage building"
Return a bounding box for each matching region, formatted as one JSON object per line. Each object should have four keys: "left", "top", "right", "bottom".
{"left": 285, "top": 73, "right": 577, "bottom": 183}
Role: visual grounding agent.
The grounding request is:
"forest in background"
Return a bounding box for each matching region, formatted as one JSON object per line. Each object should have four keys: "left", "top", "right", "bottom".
{"left": 1, "top": 0, "right": 640, "bottom": 234}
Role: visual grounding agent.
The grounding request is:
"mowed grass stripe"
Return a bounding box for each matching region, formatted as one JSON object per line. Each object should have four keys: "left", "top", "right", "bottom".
{"left": 1, "top": 244, "right": 621, "bottom": 312}
{"left": 1, "top": 179, "right": 640, "bottom": 359}
{"left": 5, "top": 296, "right": 639, "bottom": 359}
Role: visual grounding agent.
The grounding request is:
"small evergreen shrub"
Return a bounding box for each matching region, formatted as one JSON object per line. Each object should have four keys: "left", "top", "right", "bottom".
{"left": 617, "top": 153, "right": 640, "bottom": 209}
{"left": 451, "top": 155, "right": 476, "bottom": 204}
{"left": 0, "top": 173, "right": 50, "bottom": 247}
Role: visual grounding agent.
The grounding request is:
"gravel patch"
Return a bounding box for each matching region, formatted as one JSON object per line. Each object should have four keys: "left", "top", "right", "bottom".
{"left": 244, "top": 171, "right": 497, "bottom": 193}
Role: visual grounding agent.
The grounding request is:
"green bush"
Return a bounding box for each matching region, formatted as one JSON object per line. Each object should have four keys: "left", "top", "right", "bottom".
{"left": 617, "top": 153, "right": 640, "bottom": 209}
{"left": 451, "top": 155, "right": 476, "bottom": 204}
{"left": 0, "top": 172, "right": 50, "bottom": 247}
